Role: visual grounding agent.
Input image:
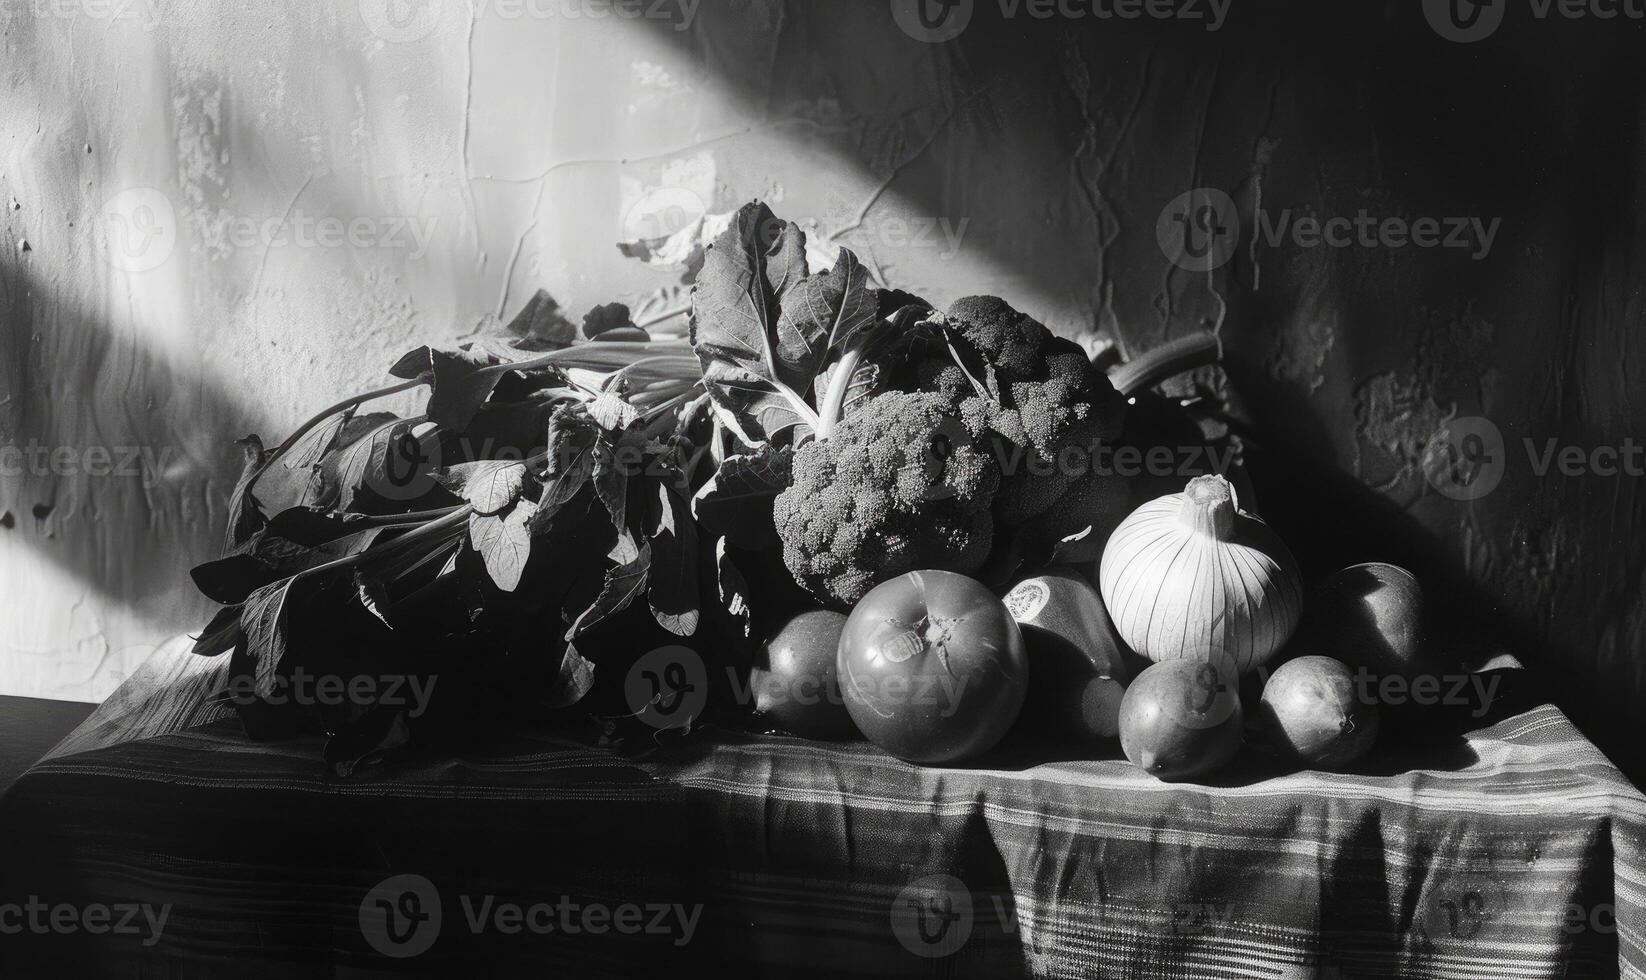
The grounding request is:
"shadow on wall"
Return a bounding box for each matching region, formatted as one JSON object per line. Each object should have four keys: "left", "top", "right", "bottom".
{"left": 624, "top": 1, "right": 1646, "bottom": 782}
{"left": 0, "top": 256, "right": 246, "bottom": 643}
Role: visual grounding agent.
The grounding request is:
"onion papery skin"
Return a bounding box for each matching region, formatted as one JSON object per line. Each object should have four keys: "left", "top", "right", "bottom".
{"left": 1098, "top": 475, "right": 1303, "bottom": 675}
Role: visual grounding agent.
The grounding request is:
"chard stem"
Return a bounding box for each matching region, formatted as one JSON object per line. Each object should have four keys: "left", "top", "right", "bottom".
{"left": 814, "top": 344, "right": 866, "bottom": 441}
{"left": 356, "top": 506, "right": 463, "bottom": 529}
{"left": 638, "top": 383, "right": 704, "bottom": 425}
{"left": 291, "top": 504, "right": 474, "bottom": 585}
{"left": 246, "top": 377, "right": 427, "bottom": 498}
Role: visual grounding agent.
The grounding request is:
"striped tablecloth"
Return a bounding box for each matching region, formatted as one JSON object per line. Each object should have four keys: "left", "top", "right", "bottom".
{"left": 0, "top": 639, "right": 1640, "bottom": 978}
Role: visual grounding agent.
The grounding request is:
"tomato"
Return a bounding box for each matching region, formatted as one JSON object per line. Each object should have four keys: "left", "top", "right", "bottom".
{"left": 838, "top": 570, "right": 1028, "bottom": 764}
{"left": 751, "top": 609, "right": 856, "bottom": 740}
{"left": 1303, "top": 563, "right": 1427, "bottom": 677}
{"left": 1118, "top": 656, "right": 1243, "bottom": 782}
{"left": 1255, "top": 655, "right": 1379, "bottom": 770}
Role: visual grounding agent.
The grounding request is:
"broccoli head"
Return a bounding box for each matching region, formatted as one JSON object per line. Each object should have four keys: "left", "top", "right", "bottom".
{"left": 920, "top": 295, "right": 1127, "bottom": 531}
{"left": 772, "top": 296, "right": 1131, "bottom": 606}
{"left": 773, "top": 390, "right": 1000, "bottom": 607}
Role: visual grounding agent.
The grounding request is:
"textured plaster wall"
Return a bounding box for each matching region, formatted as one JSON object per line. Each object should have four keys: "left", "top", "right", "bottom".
{"left": 2, "top": 1, "right": 1643, "bottom": 777}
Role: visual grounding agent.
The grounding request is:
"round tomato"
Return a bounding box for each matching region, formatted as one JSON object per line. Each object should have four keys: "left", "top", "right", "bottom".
{"left": 1118, "top": 656, "right": 1244, "bottom": 782}
{"left": 752, "top": 609, "right": 856, "bottom": 740}
{"left": 838, "top": 570, "right": 1028, "bottom": 764}
{"left": 1256, "top": 655, "right": 1379, "bottom": 770}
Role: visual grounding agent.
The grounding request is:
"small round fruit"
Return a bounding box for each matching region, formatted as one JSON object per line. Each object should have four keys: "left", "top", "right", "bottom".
{"left": 1119, "top": 657, "right": 1243, "bottom": 782}
{"left": 838, "top": 570, "right": 1028, "bottom": 765}
{"left": 1004, "top": 568, "right": 1128, "bottom": 741}
{"left": 1256, "top": 655, "right": 1379, "bottom": 770}
{"left": 1307, "top": 563, "right": 1425, "bottom": 677}
{"left": 752, "top": 610, "right": 855, "bottom": 740}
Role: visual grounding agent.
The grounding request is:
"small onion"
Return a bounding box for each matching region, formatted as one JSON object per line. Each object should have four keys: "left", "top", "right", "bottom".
{"left": 1099, "top": 474, "right": 1302, "bottom": 674}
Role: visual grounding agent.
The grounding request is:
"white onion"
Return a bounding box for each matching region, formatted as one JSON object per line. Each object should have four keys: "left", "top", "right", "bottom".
{"left": 1098, "top": 475, "right": 1302, "bottom": 674}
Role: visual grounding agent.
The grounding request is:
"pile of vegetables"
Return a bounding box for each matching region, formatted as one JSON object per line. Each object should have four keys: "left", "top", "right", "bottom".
{"left": 187, "top": 199, "right": 1462, "bottom": 779}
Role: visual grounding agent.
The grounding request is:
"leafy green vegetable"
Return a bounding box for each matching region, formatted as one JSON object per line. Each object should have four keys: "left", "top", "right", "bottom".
{"left": 223, "top": 436, "right": 269, "bottom": 554}
{"left": 443, "top": 460, "right": 530, "bottom": 516}
{"left": 191, "top": 603, "right": 244, "bottom": 657}
{"left": 690, "top": 445, "right": 792, "bottom": 549}
{"left": 646, "top": 481, "right": 700, "bottom": 637}
{"left": 189, "top": 284, "right": 717, "bottom": 769}
{"left": 569, "top": 531, "right": 651, "bottom": 639}
{"left": 688, "top": 202, "right": 879, "bottom": 444}
{"left": 240, "top": 578, "right": 297, "bottom": 699}
{"left": 469, "top": 496, "right": 537, "bottom": 592}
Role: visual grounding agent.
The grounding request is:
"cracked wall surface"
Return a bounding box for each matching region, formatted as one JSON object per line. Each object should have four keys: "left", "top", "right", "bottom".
{"left": 1, "top": 2, "right": 1642, "bottom": 779}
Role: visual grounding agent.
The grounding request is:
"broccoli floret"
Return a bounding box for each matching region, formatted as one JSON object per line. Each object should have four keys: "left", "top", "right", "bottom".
{"left": 773, "top": 390, "right": 999, "bottom": 606}
{"left": 928, "top": 296, "right": 1126, "bottom": 530}
{"left": 771, "top": 296, "right": 1129, "bottom": 606}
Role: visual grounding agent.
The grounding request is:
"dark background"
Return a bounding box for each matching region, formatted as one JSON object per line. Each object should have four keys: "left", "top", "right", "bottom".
{"left": 639, "top": 0, "right": 1646, "bottom": 781}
